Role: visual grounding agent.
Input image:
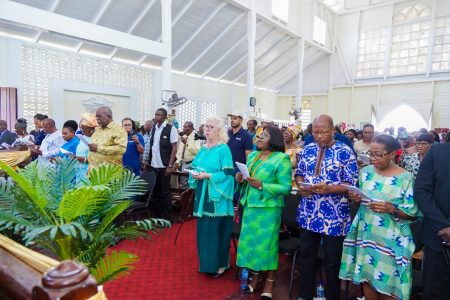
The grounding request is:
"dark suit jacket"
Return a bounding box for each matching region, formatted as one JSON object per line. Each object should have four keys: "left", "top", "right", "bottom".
{"left": 0, "top": 129, "right": 18, "bottom": 145}
{"left": 414, "top": 143, "right": 450, "bottom": 251}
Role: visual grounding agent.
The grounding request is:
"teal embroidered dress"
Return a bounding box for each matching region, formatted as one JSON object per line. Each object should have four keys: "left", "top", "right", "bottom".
{"left": 236, "top": 151, "right": 292, "bottom": 271}
{"left": 339, "top": 165, "right": 421, "bottom": 300}
{"left": 189, "top": 143, "right": 235, "bottom": 273}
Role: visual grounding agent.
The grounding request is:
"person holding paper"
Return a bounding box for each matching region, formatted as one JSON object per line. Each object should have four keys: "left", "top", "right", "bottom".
{"left": 354, "top": 124, "right": 375, "bottom": 168}
{"left": 73, "top": 114, "right": 97, "bottom": 183}
{"left": 12, "top": 118, "right": 34, "bottom": 146}
{"left": 340, "top": 134, "right": 420, "bottom": 300}
{"left": 235, "top": 126, "right": 292, "bottom": 299}
{"left": 188, "top": 116, "right": 234, "bottom": 278}
{"left": 58, "top": 120, "right": 79, "bottom": 157}
{"left": 295, "top": 114, "right": 358, "bottom": 300}
{"left": 29, "top": 118, "right": 65, "bottom": 166}
{"left": 89, "top": 106, "right": 127, "bottom": 169}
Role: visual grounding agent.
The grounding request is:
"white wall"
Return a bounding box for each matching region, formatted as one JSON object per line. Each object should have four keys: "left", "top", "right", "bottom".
{"left": 309, "top": 80, "right": 450, "bottom": 129}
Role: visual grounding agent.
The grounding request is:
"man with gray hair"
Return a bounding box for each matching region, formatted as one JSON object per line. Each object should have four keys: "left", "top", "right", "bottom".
{"left": 89, "top": 106, "right": 127, "bottom": 169}
{"left": 174, "top": 121, "right": 201, "bottom": 189}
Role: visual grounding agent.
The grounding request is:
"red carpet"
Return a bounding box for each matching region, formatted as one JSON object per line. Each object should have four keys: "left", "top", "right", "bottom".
{"left": 103, "top": 219, "right": 240, "bottom": 300}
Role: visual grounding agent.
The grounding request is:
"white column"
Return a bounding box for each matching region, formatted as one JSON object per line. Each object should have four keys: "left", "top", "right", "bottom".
{"left": 296, "top": 38, "right": 305, "bottom": 123}
{"left": 161, "top": 0, "right": 172, "bottom": 91}
{"left": 246, "top": 0, "right": 256, "bottom": 116}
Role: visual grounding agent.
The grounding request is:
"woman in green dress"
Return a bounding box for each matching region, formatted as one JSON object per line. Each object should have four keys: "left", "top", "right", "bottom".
{"left": 188, "top": 116, "right": 235, "bottom": 277}
{"left": 235, "top": 126, "right": 292, "bottom": 300}
{"left": 340, "top": 134, "right": 421, "bottom": 300}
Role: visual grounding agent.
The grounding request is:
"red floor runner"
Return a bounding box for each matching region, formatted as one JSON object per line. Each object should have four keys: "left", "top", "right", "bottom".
{"left": 104, "top": 219, "right": 240, "bottom": 300}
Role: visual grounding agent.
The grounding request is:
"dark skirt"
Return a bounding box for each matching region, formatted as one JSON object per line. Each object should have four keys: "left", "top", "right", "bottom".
{"left": 196, "top": 215, "right": 233, "bottom": 273}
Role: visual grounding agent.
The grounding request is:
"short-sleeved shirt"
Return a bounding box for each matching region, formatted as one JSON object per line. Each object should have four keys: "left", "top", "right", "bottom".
{"left": 295, "top": 140, "right": 358, "bottom": 236}
{"left": 150, "top": 121, "right": 178, "bottom": 168}
{"left": 123, "top": 133, "right": 145, "bottom": 176}
{"left": 227, "top": 127, "right": 253, "bottom": 167}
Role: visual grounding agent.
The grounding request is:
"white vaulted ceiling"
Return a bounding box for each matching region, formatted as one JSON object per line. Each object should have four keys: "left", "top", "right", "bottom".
{"left": 0, "top": 0, "right": 331, "bottom": 93}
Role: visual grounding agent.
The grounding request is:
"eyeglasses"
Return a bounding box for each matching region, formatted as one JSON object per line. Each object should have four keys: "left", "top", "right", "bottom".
{"left": 367, "top": 151, "right": 392, "bottom": 159}
{"left": 205, "top": 125, "right": 215, "bottom": 130}
{"left": 312, "top": 129, "right": 333, "bottom": 136}
{"left": 416, "top": 142, "right": 430, "bottom": 146}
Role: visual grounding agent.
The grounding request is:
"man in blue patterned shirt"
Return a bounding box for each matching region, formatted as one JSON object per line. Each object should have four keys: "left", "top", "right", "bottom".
{"left": 295, "top": 114, "right": 358, "bottom": 300}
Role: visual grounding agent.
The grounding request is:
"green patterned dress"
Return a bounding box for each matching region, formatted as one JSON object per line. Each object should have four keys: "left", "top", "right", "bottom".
{"left": 236, "top": 151, "right": 292, "bottom": 271}
{"left": 339, "top": 165, "right": 421, "bottom": 300}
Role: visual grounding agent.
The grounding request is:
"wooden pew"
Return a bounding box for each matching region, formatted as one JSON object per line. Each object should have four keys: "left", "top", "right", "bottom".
{"left": 0, "top": 234, "right": 107, "bottom": 300}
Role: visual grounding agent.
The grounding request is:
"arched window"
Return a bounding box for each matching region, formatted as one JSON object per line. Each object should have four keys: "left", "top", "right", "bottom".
{"left": 377, "top": 105, "right": 428, "bottom": 132}
{"left": 390, "top": 2, "right": 431, "bottom": 75}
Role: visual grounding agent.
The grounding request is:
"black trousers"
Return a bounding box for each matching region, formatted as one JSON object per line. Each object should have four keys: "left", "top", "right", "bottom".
{"left": 297, "top": 228, "right": 345, "bottom": 300}
{"left": 151, "top": 167, "right": 172, "bottom": 221}
{"left": 423, "top": 246, "right": 450, "bottom": 300}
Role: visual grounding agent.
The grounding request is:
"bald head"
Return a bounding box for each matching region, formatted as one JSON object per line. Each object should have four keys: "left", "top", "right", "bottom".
{"left": 312, "top": 114, "right": 334, "bottom": 147}
{"left": 313, "top": 114, "right": 334, "bottom": 129}
{"left": 96, "top": 106, "right": 113, "bottom": 128}
{"left": 42, "top": 118, "right": 57, "bottom": 134}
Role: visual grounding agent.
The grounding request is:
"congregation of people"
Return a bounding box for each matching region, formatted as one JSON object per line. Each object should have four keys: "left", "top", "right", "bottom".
{"left": 1, "top": 107, "right": 450, "bottom": 300}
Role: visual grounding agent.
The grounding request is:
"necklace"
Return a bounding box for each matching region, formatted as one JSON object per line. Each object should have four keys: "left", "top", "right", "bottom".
{"left": 248, "top": 151, "right": 273, "bottom": 177}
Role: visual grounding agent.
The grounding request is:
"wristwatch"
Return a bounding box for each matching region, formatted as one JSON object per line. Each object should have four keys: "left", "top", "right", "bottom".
{"left": 391, "top": 205, "right": 400, "bottom": 218}
{"left": 258, "top": 183, "right": 263, "bottom": 191}
{"left": 168, "top": 164, "right": 174, "bottom": 168}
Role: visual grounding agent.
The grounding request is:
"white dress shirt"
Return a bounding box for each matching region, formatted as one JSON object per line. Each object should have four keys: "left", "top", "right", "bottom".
{"left": 38, "top": 130, "right": 65, "bottom": 165}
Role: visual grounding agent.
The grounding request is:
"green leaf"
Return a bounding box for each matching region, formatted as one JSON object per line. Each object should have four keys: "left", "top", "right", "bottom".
{"left": 0, "top": 160, "right": 49, "bottom": 213}
{"left": 93, "top": 201, "right": 130, "bottom": 239}
{"left": 58, "top": 186, "right": 109, "bottom": 223}
{"left": 91, "top": 250, "right": 139, "bottom": 285}
{"left": 86, "top": 164, "right": 124, "bottom": 186}
{"left": 24, "top": 225, "right": 53, "bottom": 243}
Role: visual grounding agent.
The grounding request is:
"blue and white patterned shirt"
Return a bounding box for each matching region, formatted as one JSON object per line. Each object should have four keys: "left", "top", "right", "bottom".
{"left": 295, "top": 140, "right": 358, "bottom": 236}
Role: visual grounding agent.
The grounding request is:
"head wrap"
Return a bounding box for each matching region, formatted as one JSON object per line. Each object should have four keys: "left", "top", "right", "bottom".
{"left": 286, "top": 125, "right": 301, "bottom": 139}
{"left": 80, "top": 113, "right": 98, "bottom": 128}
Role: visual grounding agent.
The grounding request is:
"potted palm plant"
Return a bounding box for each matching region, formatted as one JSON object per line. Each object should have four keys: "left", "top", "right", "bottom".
{"left": 0, "top": 158, "right": 170, "bottom": 284}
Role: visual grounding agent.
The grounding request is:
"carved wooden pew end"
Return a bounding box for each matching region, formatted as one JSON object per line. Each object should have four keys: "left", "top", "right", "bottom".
{"left": 32, "top": 260, "right": 98, "bottom": 300}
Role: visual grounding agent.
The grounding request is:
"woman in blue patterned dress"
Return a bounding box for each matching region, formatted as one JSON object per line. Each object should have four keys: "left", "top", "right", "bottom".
{"left": 340, "top": 134, "right": 421, "bottom": 300}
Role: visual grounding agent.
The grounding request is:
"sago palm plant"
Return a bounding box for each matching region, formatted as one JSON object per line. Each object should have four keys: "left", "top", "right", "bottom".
{"left": 0, "top": 157, "right": 170, "bottom": 284}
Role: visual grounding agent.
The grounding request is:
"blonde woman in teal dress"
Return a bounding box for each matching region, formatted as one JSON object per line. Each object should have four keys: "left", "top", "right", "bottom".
{"left": 188, "top": 116, "right": 235, "bottom": 278}
{"left": 340, "top": 135, "right": 421, "bottom": 300}
{"left": 235, "top": 126, "right": 292, "bottom": 300}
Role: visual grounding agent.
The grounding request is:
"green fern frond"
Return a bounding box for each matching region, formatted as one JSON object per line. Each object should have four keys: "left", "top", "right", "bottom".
{"left": 0, "top": 160, "right": 51, "bottom": 221}
{"left": 91, "top": 250, "right": 139, "bottom": 285}
{"left": 0, "top": 177, "right": 15, "bottom": 210}
{"left": 93, "top": 201, "right": 130, "bottom": 239}
{"left": 108, "top": 172, "right": 148, "bottom": 202}
{"left": 86, "top": 164, "right": 124, "bottom": 186}
{"left": 58, "top": 186, "right": 109, "bottom": 223}
{"left": 49, "top": 157, "right": 78, "bottom": 202}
